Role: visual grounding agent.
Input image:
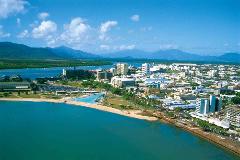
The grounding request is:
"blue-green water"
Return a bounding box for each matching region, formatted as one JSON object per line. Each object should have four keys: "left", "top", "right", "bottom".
{"left": 0, "top": 62, "right": 141, "bottom": 79}
{"left": 74, "top": 93, "right": 104, "bottom": 104}
{"left": 0, "top": 101, "right": 239, "bottom": 160}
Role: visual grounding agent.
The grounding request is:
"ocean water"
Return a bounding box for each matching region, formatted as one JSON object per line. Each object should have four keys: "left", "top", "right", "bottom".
{"left": 0, "top": 101, "right": 239, "bottom": 160}
{"left": 0, "top": 62, "right": 142, "bottom": 79}
{"left": 0, "top": 65, "right": 113, "bottom": 79}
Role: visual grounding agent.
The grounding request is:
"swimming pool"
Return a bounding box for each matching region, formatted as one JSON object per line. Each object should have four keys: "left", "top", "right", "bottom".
{"left": 73, "top": 93, "right": 104, "bottom": 104}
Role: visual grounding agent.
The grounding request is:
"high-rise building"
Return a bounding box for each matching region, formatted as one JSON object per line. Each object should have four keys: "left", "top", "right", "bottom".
{"left": 116, "top": 63, "right": 128, "bottom": 75}
{"left": 196, "top": 98, "right": 209, "bottom": 115}
{"left": 216, "top": 97, "right": 222, "bottom": 112}
{"left": 196, "top": 95, "right": 222, "bottom": 115}
{"left": 96, "top": 70, "right": 113, "bottom": 81}
{"left": 63, "top": 69, "right": 67, "bottom": 76}
{"left": 209, "top": 95, "right": 216, "bottom": 112}
{"left": 209, "top": 95, "right": 222, "bottom": 112}
{"left": 142, "top": 63, "right": 150, "bottom": 75}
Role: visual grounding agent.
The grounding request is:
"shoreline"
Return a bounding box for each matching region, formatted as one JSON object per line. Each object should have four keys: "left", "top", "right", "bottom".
{"left": 157, "top": 115, "right": 240, "bottom": 156}
{"left": 0, "top": 98, "right": 158, "bottom": 121}
{"left": 0, "top": 97, "right": 239, "bottom": 156}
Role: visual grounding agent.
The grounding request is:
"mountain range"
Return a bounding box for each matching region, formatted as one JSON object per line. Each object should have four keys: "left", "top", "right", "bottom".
{"left": 0, "top": 42, "right": 98, "bottom": 59}
{"left": 0, "top": 42, "right": 239, "bottom": 63}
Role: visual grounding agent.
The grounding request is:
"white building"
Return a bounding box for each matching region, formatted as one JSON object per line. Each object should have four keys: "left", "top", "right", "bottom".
{"left": 111, "top": 76, "right": 135, "bottom": 88}
{"left": 226, "top": 108, "right": 240, "bottom": 127}
{"left": 116, "top": 63, "right": 128, "bottom": 75}
{"left": 142, "top": 63, "right": 150, "bottom": 75}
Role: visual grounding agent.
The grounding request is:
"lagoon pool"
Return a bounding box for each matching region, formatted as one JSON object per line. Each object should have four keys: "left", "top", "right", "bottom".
{"left": 73, "top": 93, "right": 104, "bottom": 104}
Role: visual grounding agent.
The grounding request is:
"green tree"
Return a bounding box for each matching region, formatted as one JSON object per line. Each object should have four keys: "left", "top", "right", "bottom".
{"left": 232, "top": 96, "right": 240, "bottom": 104}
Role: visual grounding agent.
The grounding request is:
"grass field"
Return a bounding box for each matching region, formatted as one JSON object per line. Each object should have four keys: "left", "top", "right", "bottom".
{"left": 103, "top": 93, "right": 141, "bottom": 110}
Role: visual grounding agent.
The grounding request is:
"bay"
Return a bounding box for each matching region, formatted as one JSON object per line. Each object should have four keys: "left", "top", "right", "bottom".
{"left": 0, "top": 101, "right": 239, "bottom": 160}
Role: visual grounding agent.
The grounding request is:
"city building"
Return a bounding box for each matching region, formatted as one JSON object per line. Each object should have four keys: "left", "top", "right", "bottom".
{"left": 142, "top": 63, "right": 150, "bottom": 75}
{"left": 0, "top": 82, "right": 31, "bottom": 92}
{"left": 226, "top": 107, "right": 240, "bottom": 127}
{"left": 116, "top": 63, "right": 128, "bottom": 75}
{"left": 62, "top": 69, "right": 94, "bottom": 80}
{"left": 96, "top": 70, "right": 113, "bottom": 82}
{"left": 111, "top": 77, "right": 135, "bottom": 88}
{"left": 162, "top": 99, "right": 196, "bottom": 110}
{"left": 144, "top": 77, "right": 169, "bottom": 89}
{"left": 196, "top": 98, "right": 209, "bottom": 115}
{"left": 196, "top": 95, "right": 222, "bottom": 115}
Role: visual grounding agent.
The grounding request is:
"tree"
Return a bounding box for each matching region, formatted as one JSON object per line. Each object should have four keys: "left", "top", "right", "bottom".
{"left": 174, "top": 107, "right": 182, "bottom": 113}
{"left": 3, "top": 92, "right": 9, "bottom": 97}
{"left": 231, "top": 96, "right": 240, "bottom": 104}
{"left": 236, "top": 92, "right": 240, "bottom": 97}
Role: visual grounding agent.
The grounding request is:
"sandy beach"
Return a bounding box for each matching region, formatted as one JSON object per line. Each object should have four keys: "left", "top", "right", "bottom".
{"left": 0, "top": 98, "right": 158, "bottom": 121}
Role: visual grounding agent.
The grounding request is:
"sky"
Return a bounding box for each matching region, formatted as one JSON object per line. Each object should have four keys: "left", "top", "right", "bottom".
{"left": 0, "top": 0, "right": 239, "bottom": 55}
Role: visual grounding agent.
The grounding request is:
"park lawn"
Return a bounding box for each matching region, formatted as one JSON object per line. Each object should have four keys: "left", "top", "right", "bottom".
{"left": 0, "top": 92, "right": 19, "bottom": 98}
{"left": 103, "top": 93, "right": 139, "bottom": 110}
{"left": 18, "top": 93, "right": 42, "bottom": 98}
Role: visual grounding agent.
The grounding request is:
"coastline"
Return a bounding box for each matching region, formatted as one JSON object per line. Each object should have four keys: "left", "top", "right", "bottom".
{"left": 0, "top": 98, "right": 158, "bottom": 121}
{"left": 0, "top": 97, "right": 239, "bottom": 156}
{"left": 157, "top": 114, "right": 240, "bottom": 156}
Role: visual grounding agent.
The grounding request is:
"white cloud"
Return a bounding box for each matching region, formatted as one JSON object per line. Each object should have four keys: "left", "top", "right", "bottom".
{"left": 99, "top": 20, "right": 118, "bottom": 40}
{"left": 0, "top": 25, "right": 10, "bottom": 38}
{"left": 16, "top": 18, "right": 21, "bottom": 26}
{"left": 141, "top": 26, "right": 152, "bottom": 32}
{"left": 130, "top": 14, "right": 140, "bottom": 22}
{"left": 159, "top": 44, "right": 178, "bottom": 50}
{"left": 0, "top": 0, "right": 28, "bottom": 19}
{"left": 17, "top": 29, "right": 29, "bottom": 38}
{"left": 60, "top": 17, "right": 91, "bottom": 43}
{"left": 100, "top": 44, "right": 110, "bottom": 50}
{"left": 46, "top": 38, "right": 56, "bottom": 46}
{"left": 223, "top": 43, "right": 229, "bottom": 47}
{"left": 38, "top": 12, "right": 49, "bottom": 20}
{"left": 100, "top": 44, "right": 135, "bottom": 51}
{"left": 118, "top": 44, "right": 135, "bottom": 50}
{"left": 32, "top": 20, "right": 57, "bottom": 38}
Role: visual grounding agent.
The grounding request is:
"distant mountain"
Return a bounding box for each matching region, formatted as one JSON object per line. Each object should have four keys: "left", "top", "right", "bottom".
{"left": 102, "top": 49, "right": 149, "bottom": 58}
{"left": 0, "top": 42, "right": 99, "bottom": 59}
{"left": 217, "top": 53, "right": 240, "bottom": 62}
{"left": 104, "top": 49, "right": 207, "bottom": 61}
{"left": 104, "top": 49, "right": 240, "bottom": 62}
{"left": 0, "top": 42, "right": 239, "bottom": 63}
{"left": 0, "top": 42, "right": 60, "bottom": 59}
{"left": 51, "top": 46, "right": 100, "bottom": 59}
{"left": 148, "top": 49, "right": 205, "bottom": 61}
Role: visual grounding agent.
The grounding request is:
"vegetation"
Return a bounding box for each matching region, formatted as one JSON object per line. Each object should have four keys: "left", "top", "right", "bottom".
{"left": 194, "top": 118, "right": 228, "bottom": 136}
{"left": 0, "top": 59, "right": 112, "bottom": 69}
{"left": 166, "top": 111, "right": 175, "bottom": 118}
{"left": 220, "top": 89, "right": 235, "bottom": 95}
{"left": 63, "top": 70, "right": 95, "bottom": 80}
{"left": 66, "top": 80, "right": 161, "bottom": 110}
{"left": 231, "top": 95, "right": 240, "bottom": 104}
{"left": 190, "top": 82, "right": 199, "bottom": 89}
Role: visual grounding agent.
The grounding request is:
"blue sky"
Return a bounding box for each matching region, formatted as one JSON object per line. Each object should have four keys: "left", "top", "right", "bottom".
{"left": 0, "top": 0, "right": 239, "bottom": 55}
